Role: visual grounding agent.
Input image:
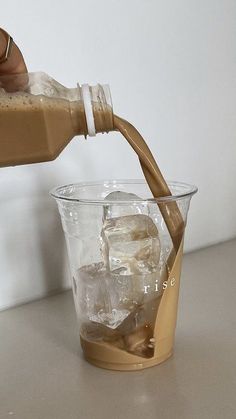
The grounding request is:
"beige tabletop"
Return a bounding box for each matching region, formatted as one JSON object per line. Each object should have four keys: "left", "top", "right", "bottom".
{"left": 0, "top": 239, "right": 236, "bottom": 419}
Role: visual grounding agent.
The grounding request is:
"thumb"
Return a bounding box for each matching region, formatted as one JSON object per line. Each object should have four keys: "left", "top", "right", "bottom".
{"left": 0, "top": 28, "right": 27, "bottom": 75}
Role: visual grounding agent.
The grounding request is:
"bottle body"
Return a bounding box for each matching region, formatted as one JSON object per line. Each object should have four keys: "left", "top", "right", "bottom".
{"left": 0, "top": 72, "right": 113, "bottom": 167}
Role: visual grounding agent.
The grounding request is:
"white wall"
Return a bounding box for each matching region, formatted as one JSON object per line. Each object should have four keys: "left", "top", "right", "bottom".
{"left": 0, "top": 0, "right": 236, "bottom": 310}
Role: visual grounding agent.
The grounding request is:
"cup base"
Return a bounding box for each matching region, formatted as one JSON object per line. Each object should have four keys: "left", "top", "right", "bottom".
{"left": 80, "top": 334, "right": 174, "bottom": 371}
{"left": 84, "top": 351, "right": 173, "bottom": 371}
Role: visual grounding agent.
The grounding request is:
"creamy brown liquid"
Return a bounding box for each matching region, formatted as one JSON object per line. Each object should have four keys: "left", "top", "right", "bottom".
{"left": 0, "top": 94, "right": 184, "bottom": 370}
{"left": 81, "top": 112, "right": 185, "bottom": 369}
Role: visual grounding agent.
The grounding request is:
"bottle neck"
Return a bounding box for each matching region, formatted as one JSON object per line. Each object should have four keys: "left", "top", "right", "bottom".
{"left": 71, "top": 83, "right": 114, "bottom": 138}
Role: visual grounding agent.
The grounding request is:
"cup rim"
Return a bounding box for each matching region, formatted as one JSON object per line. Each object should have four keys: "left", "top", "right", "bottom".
{"left": 50, "top": 179, "right": 198, "bottom": 205}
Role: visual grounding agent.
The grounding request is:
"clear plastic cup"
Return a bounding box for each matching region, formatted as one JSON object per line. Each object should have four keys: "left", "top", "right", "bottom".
{"left": 50, "top": 180, "right": 197, "bottom": 371}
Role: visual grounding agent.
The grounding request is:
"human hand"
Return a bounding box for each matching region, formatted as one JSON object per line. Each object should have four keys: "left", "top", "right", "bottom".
{"left": 0, "top": 27, "right": 27, "bottom": 75}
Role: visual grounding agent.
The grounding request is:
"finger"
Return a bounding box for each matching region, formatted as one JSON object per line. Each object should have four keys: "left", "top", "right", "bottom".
{"left": 0, "top": 28, "right": 27, "bottom": 75}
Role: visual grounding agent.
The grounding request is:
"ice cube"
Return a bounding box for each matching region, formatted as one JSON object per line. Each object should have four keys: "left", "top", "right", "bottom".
{"left": 100, "top": 214, "right": 162, "bottom": 305}
{"left": 75, "top": 262, "right": 130, "bottom": 329}
{"left": 89, "top": 309, "right": 130, "bottom": 330}
{"left": 103, "top": 191, "right": 148, "bottom": 219}
{"left": 101, "top": 214, "right": 161, "bottom": 275}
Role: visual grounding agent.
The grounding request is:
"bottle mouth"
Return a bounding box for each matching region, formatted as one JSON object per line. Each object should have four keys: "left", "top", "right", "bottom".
{"left": 80, "top": 83, "right": 113, "bottom": 137}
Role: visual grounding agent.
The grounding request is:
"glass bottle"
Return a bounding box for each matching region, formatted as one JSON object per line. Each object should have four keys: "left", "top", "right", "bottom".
{"left": 0, "top": 72, "right": 114, "bottom": 167}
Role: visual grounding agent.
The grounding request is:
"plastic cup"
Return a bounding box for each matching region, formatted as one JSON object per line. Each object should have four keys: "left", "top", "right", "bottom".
{"left": 50, "top": 180, "right": 197, "bottom": 371}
